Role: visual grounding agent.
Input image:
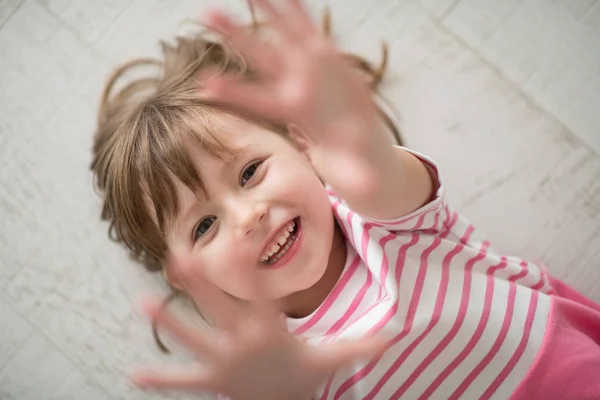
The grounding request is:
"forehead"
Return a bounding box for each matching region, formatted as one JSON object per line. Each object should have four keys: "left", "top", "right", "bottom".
{"left": 172, "top": 115, "right": 288, "bottom": 193}
{"left": 194, "top": 116, "right": 292, "bottom": 162}
{"left": 164, "top": 118, "right": 284, "bottom": 237}
{"left": 216, "top": 115, "right": 285, "bottom": 144}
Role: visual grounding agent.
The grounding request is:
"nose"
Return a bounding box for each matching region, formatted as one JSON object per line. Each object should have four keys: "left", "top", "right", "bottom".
{"left": 232, "top": 201, "right": 269, "bottom": 237}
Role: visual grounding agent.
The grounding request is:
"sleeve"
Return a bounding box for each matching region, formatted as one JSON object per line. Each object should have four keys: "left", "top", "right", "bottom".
{"left": 358, "top": 146, "right": 451, "bottom": 234}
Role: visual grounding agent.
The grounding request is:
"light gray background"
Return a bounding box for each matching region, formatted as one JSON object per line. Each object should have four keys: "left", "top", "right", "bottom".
{"left": 1, "top": 0, "right": 599, "bottom": 399}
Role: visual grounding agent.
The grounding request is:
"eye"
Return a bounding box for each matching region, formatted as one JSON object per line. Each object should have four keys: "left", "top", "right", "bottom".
{"left": 193, "top": 216, "right": 216, "bottom": 241}
{"left": 240, "top": 161, "right": 262, "bottom": 186}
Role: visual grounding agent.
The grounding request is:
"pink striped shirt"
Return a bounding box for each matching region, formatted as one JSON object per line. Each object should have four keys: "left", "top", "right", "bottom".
{"left": 285, "top": 148, "right": 600, "bottom": 400}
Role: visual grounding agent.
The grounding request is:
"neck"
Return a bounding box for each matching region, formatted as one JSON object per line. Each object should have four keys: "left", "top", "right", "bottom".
{"left": 282, "top": 221, "right": 347, "bottom": 319}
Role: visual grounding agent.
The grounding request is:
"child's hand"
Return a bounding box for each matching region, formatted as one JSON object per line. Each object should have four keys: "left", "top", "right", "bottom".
{"left": 202, "top": 0, "right": 388, "bottom": 193}
{"left": 202, "top": 0, "right": 434, "bottom": 222}
{"left": 130, "top": 259, "right": 386, "bottom": 400}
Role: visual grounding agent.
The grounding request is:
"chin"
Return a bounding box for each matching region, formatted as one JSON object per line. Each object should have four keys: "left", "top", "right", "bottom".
{"left": 285, "top": 255, "right": 330, "bottom": 295}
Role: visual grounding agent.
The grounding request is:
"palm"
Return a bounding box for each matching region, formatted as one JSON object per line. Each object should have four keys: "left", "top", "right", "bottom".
{"left": 205, "top": 0, "right": 376, "bottom": 139}
{"left": 131, "top": 2, "right": 389, "bottom": 397}
{"left": 131, "top": 256, "right": 385, "bottom": 400}
{"left": 204, "top": 0, "right": 383, "bottom": 196}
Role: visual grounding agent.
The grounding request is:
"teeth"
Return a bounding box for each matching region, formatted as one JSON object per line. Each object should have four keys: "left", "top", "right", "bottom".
{"left": 277, "top": 231, "right": 289, "bottom": 245}
{"left": 260, "top": 219, "right": 297, "bottom": 263}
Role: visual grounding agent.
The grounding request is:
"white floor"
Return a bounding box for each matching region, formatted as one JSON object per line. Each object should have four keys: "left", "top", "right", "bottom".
{"left": 0, "top": 0, "right": 599, "bottom": 399}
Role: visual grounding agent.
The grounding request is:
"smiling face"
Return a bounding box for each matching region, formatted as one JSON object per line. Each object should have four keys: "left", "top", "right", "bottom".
{"left": 163, "top": 117, "right": 344, "bottom": 312}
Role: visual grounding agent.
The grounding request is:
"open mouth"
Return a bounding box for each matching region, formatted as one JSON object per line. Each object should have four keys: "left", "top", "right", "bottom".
{"left": 260, "top": 217, "right": 300, "bottom": 266}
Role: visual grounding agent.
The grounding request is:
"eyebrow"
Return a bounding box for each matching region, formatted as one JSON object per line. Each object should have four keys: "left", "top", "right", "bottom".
{"left": 170, "top": 141, "right": 255, "bottom": 236}
{"left": 171, "top": 155, "right": 240, "bottom": 237}
{"left": 173, "top": 192, "right": 206, "bottom": 239}
{"left": 170, "top": 164, "right": 209, "bottom": 237}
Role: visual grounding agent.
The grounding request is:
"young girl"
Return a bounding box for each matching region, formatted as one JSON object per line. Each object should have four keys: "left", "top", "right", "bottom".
{"left": 91, "top": 0, "right": 600, "bottom": 399}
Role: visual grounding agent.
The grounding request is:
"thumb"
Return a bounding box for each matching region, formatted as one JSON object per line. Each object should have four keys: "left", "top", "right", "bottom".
{"left": 314, "top": 336, "right": 389, "bottom": 373}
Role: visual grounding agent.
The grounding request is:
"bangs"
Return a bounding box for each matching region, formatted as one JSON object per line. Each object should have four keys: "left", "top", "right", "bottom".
{"left": 138, "top": 101, "right": 242, "bottom": 229}
{"left": 106, "top": 95, "right": 245, "bottom": 263}
{"left": 101, "top": 80, "right": 288, "bottom": 266}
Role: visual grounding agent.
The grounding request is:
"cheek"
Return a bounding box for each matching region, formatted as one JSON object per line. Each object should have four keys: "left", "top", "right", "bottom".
{"left": 268, "top": 159, "right": 324, "bottom": 198}
{"left": 197, "top": 239, "right": 253, "bottom": 297}
{"left": 197, "top": 244, "right": 233, "bottom": 280}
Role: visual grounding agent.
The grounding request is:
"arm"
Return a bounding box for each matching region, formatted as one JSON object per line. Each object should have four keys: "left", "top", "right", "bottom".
{"left": 201, "top": 1, "right": 435, "bottom": 222}
{"left": 324, "top": 133, "right": 435, "bottom": 221}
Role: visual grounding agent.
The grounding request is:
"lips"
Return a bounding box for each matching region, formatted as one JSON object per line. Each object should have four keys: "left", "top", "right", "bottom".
{"left": 260, "top": 218, "right": 299, "bottom": 265}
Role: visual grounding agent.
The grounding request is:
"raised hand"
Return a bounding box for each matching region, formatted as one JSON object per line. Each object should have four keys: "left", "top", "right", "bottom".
{"left": 202, "top": 0, "right": 391, "bottom": 195}
{"left": 130, "top": 256, "right": 386, "bottom": 400}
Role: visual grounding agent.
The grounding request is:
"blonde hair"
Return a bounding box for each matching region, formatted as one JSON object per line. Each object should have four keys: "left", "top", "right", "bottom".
{"left": 91, "top": 5, "right": 401, "bottom": 352}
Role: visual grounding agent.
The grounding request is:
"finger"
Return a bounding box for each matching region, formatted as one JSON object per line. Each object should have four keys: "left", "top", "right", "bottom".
{"left": 130, "top": 364, "right": 216, "bottom": 392}
{"left": 251, "top": 0, "right": 300, "bottom": 42}
{"left": 204, "top": 76, "right": 287, "bottom": 122}
{"left": 286, "top": 0, "right": 318, "bottom": 35}
{"left": 142, "top": 297, "right": 218, "bottom": 358}
{"left": 203, "top": 10, "right": 281, "bottom": 77}
{"left": 314, "top": 336, "right": 389, "bottom": 373}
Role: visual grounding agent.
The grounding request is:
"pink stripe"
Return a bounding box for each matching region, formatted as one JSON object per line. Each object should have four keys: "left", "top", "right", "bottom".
{"left": 376, "top": 233, "right": 398, "bottom": 301}
{"left": 353, "top": 213, "right": 427, "bottom": 334}
{"left": 323, "top": 227, "right": 429, "bottom": 348}
{"left": 443, "top": 205, "right": 451, "bottom": 231}
{"left": 365, "top": 213, "right": 459, "bottom": 338}
{"left": 430, "top": 208, "right": 440, "bottom": 231}
{"left": 361, "top": 224, "right": 374, "bottom": 260}
{"left": 328, "top": 209, "right": 457, "bottom": 399}
{"left": 293, "top": 255, "right": 361, "bottom": 335}
{"left": 458, "top": 223, "right": 475, "bottom": 245}
{"left": 368, "top": 202, "right": 441, "bottom": 229}
{"left": 438, "top": 211, "right": 459, "bottom": 239}
{"left": 319, "top": 375, "right": 335, "bottom": 400}
{"left": 330, "top": 234, "right": 424, "bottom": 400}
{"left": 320, "top": 233, "right": 420, "bottom": 351}
{"left": 438, "top": 210, "right": 459, "bottom": 241}
{"left": 449, "top": 264, "right": 517, "bottom": 399}
{"left": 540, "top": 266, "right": 553, "bottom": 294}
{"left": 366, "top": 211, "right": 426, "bottom": 303}
{"left": 385, "top": 231, "right": 487, "bottom": 399}
{"left": 508, "top": 260, "right": 529, "bottom": 282}
{"left": 391, "top": 243, "right": 475, "bottom": 399}
{"left": 346, "top": 208, "right": 357, "bottom": 249}
{"left": 411, "top": 213, "right": 427, "bottom": 231}
{"left": 409, "top": 206, "right": 438, "bottom": 231}
{"left": 480, "top": 290, "right": 539, "bottom": 399}
{"left": 324, "top": 267, "right": 373, "bottom": 336}
{"left": 419, "top": 257, "right": 508, "bottom": 398}
{"left": 368, "top": 233, "right": 421, "bottom": 334}
{"left": 360, "top": 237, "right": 444, "bottom": 400}
{"left": 530, "top": 270, "right": 546, "bottom": 292}
{"left": 367, "top": 209, "right": 425, "bottom": 228}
